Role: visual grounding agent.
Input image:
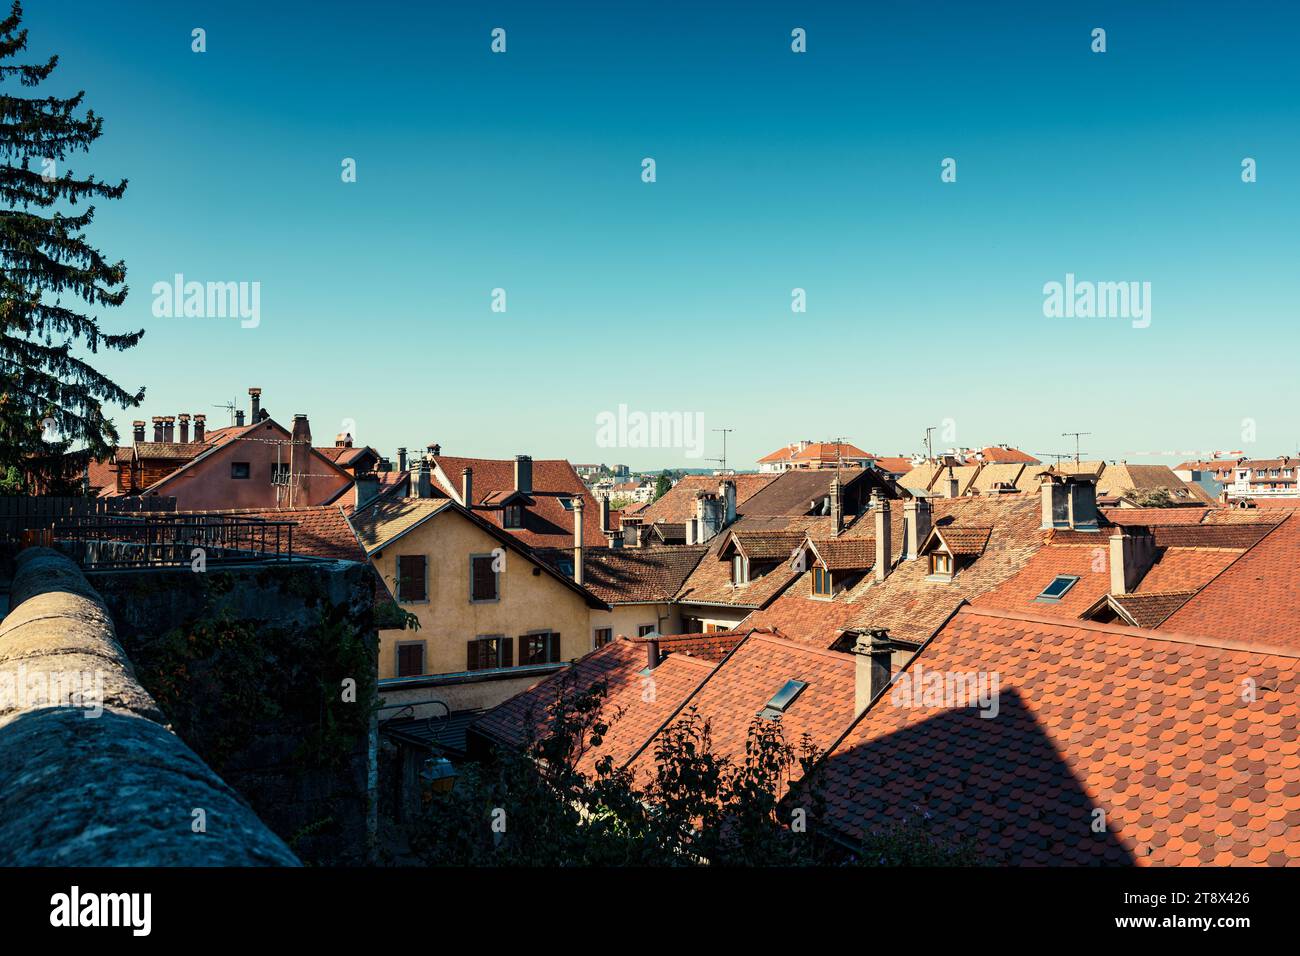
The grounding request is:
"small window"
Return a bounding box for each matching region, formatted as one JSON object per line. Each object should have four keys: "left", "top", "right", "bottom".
{"left": 231, "top": 462, "right": 251, "bottom": 480}
{"left": 1036, "top": 575, "right": 1080, "bottom": 603}
{"left": 558, "top": 497, "right": 575, "bottom": 511}
{"left": 732, "top": 554, "right": 747, "bottom": 585}
{"left": 594, "top": 627, "right": 613, "bottom": 649}
{"left": 503, "top": 504, "right": 524, "bottom": 529}
{"left": 520, "top": 631, "right": 562, "bottom": 665}
{"left": 396, "top": 555, "right": 427, "bottom": 602}
{"left": 637, "top": 625, "right": 656, "bottom": 637}
{"left": 396, "top": 642, "right": 425, "bottom": 677}
{"left": 467, "top": 635, "right": 512, "bottom": 671}
{"left": 812, "top": 565, "right": 832, "bottom": 596}
{"left": 929, "top": 552, "right": 953, "bottom": 577}
{"left": 470, "top": 555, "right": 499, "bottom": 602}
{"left": 759, "top": 679, "right": 808, "bottom": 719}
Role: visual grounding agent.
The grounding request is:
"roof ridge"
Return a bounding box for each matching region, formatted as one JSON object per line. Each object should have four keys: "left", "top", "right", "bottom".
{"left": 957, "top": 604, "right": 1300, "bottom": 660}
{"left": 748, "top": 631, "right": 855, "bottom": 664}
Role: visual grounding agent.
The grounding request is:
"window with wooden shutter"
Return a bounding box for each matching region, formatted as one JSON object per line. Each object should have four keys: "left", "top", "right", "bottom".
{"left": 470, "top": 555, "right": 498, "bottom": 602}
{"left": 468, "top": 635, "right": 512, "bottom": 671}
{"left": 397, "top": 555, "right": 427, "bottom": 602}
{"left": 594, "top": 628, "right": 612, "bottom": 649}
{"left": 396, "top": 643, "right": 425, "bottom": 677}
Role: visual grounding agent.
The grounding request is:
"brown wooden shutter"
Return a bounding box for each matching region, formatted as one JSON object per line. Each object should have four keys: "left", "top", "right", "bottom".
{"left": 472, "top": 556, "right": 495, "bottom": 600}
{"left": 398, "top": 555, "right": 426, "bottom": 601}
{"left": 549, "top": 632, "right": 561, "bottom": 663}
{"left": 467, "top": 640, "right": 477, "bottom": 671}
{"left": 500, "top": 636, "right": 513, "bottom": 667}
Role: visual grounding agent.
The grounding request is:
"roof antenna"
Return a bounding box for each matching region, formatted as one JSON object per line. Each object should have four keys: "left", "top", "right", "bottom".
{"left": 212, "top": 400, "right": 237, "bottom": 427}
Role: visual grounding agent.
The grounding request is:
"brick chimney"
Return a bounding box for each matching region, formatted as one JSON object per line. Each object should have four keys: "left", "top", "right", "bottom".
{"left": 177, "top": 414, "right": 190, "bottom": 444}
{"left": 1109, "top": 528, "right": 1156, "bottom": 595}
{"left": 289, "top": 414, "right": 312, "bottom": 506}
{"left": 132, "top": 420, "right": 146, "bottom": 444}
{"left": 515, "top": 455, "right": 533, "bottom": 495}
{"left": 572, "top": 496, "right": 585, "bottom": 585}
{"left": 162, "top": 416, "right": 175, "bottom": 444}
{"left": 854, "top": 628, "right": 894, "bottom": 716}
{"left": 152, "top": 416, "right": 164, "bottom": 442}
{"left": 249, "top": 387, "right": 261, "bottom": 422}
{"left": 903, "top": 495, "right": 932, "bottom": 560}
{"left": 873, "top": 492, "right": 892, "bottom": 582}
{"left": 193, "top": 415, "right": 205, "bottom": 443}
{"left": 460, "top": 467, "right": 473, "bottom": 506}
{"left": 830, "top": 476, "right": 843, "bottom": 535}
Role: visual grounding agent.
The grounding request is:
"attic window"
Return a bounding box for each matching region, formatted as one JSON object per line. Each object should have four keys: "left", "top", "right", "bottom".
{"left": 503, "top": 503, "right": 524, "bottom": 528}
{"left": 558, "top": 497, "right": 575, "bottom": 510}
{"left": 758, "top": 679, "right": 808, "bottom": 720}
{"left": 812, "top": 565, "right": 832, "bottom": 596}
{"left": 1036, "top": 575, "right": 1080, "bottom": 603}
{"left": 929, "top": 551, "right": 953, "bottom": 577}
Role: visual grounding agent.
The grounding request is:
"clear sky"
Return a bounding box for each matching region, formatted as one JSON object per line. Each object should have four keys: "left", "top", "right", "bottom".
{"left": 25, "top": 0, "right": 1300, "bottom": 470}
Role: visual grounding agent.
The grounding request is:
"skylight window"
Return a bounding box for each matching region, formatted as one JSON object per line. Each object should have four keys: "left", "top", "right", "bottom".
{"left": 758, "top": 679, "right": 808, "bottom": 719}
{"left": 1035, "top": 575, "right": 1080, "bottom": 603}
{"left": 558, "top": 497, "right": 575, "bottom": 510}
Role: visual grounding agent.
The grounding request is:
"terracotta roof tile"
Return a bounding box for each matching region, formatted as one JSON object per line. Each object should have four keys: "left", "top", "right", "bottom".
{"left": 534, "top": 546, "right": 707, "bottom": 605}
{"left": 818, "top": 607, "right": 1300, "bottom": 865}
{"left": 637, "top": 474, "right": 775, "bottom": 524}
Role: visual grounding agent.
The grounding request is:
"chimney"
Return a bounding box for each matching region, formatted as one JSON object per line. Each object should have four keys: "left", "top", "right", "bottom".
{"left": 719, "top": 479, "right": 737, "bottom": 525}
{"left": 152, "top": 416, "right": 164, "bottom": 442}
{"left": 289, "top": 413, "right": 312, "bottom": 506}
{"left": 600, "top": 495, "right": 611, "bottom": 534}
{"left": 572, "top": 496, "right": 585, "bottom": 585}
{"left": 249, "top": 387, "right": 261, "bottom": 422}
{"left": 429, "top": 443, "right": 441, "bottom": 457}
{"left": 177, "top": 413, "right": 190, "bottom": 444}
{"left": 515, "top": 455, "right": 533, "bottom": 495}
{"left": 645, "top": 637, "right": 661, "bottom": 671}
{"left": 132, "top": 420, "right": 146, "bottom": 444}
{"left": 460, "top": 467, "right": 473, "bottom": 505}
{"left": 1041, "top": 474, "right": 1099, "bottom": 532}
{"left": 235, "top": 410, "right": 246, "bottom": 427}
{"left": 943, "top": 467, "right": 960, "bottom": 498}
{"left": 903, "top": 495, "right": 932, "bottom": 560}
{"left": 1109, "top": 528, "right": 1155, "bottom": 595}
{"left": 353, "top": 473, "right": 379, "bottom": 511}
{"left": 873, "top": 492, "right": 892, "bottom": 582}
{"left": 193, "top": 414, "right": 205, "bottom": 443}
{"left": 410, "top": 458, "right": 431, "bottom": 499}
{"left": 695, "top": 492, "right": 723, "bottom": 545}
{"left": 830, "top": 476, "right": 843, "bottom": 535}
{"left": 162, "top": 416, "right": 175, "bottom": 444}
{"left": 854, "top": 629, "right": 894, "bottom": 716}
{"left": 397, "top": 447, "right": 409, "bottom": 472}
{"left": 335, "top": 433, "right": 352, "bottom": 448}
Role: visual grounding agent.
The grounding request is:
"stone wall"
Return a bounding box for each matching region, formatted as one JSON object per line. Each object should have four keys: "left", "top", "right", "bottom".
{"left": 86, "top": 558, "right": 379, "bottom": 865}
{"left": 0, "top": 548, "right": 299, "bottom": 865}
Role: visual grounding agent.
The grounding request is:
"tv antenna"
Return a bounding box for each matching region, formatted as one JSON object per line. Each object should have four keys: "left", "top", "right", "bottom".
{"left": 1062, "top": 431, "right": 1092, "bottom": 466}
{"left": 707, "top": 427, "right": 734, "bottom": 474}
{"left": 213, "top": 400, "right": 237, "bottom": 426}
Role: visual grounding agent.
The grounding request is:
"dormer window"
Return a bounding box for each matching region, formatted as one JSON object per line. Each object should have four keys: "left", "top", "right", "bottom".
{"left": 558, "top": 497, "right": 575, "bottom": 511}
{"left": 812, "top": 565, "right": 832, "bottom": 597}
{"left": 732, "top": 554, "right": 748, "bottom": 585}
{"left": 503, "top": 503, "right": 524, "bottom": 529}
{"left": 929, "top": 551, "right": 954, "bottom": 579}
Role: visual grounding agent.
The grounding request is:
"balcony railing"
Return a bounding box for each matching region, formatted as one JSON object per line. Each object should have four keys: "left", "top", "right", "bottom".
{"left": 48, "top": 512, "right": 296, "bottom": 569}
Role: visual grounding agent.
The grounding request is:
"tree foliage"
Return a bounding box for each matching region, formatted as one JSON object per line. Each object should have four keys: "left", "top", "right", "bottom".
{"left": 0, "top": 1, "right": 142, "bottom": 477}
{"left": 406, "top": 669, "right": 979, "bottom": 866}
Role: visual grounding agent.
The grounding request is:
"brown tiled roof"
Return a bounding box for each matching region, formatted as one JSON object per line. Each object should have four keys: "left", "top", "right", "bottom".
{"left": 729, "top": 529, "right": 809, "bottom": 561}
{"left": 675, "top": 515, "right": 832, "bottom": 608}
{"left": 970, "top": 462, "right": 1025, "bottom": 494}
{"left": 742, "top": 584, "right": 865, "bottom": 645}
{"left": 1108, "top": 590, "right": 1198, "bottom": 628}
{"left": 1102, "top": 506, "right": 1210, "bottom": 526}
{"left": 807, "top": 537, "right": 876, "bottom": 571}
{"left": 790, "top": 442, "right": 874, "bottom": 465}
{"left": 131, "top": 441, "right": 209, "bottom": 461}
{"left": 471, "top": 639, "right": 716, "bottom": 777}
{"left": 1160, "top": 515, "right": 1300, "bottom": 650}
{"left": 818, "top": 607, "right": 1300, "bottom": 865}
{"left": 898, "top": 461, "right": 941, "bottom": 492}
{"left": 841, "top": 496, "right": 1045, "bottom": 644}
{"left": 350, "top": 498, "right": 452, "bottom": 554}
{"left": 973, "top": 544, "right": 1112, "bottom": 620}
{"left": 738, "top": 468, "right": 877, "bottom": 517}
{"left": 1149, "top": 522, "right": 1278, "bottom": 551}
{"left": 637, "top": 474, "right": 775, "bottom": 524}
{"left": 431, "top": 456, "right": 606, "bottom": 549}
{"left": 631, "top": 630, "right": 748, "bottom": 662}
{"left": 871, "top": 457, "right": 914, "bottom": 475}
{"left": 535, "top": 546, "right": 707, "bottom": 605}
{"left": 934, "top": 525, "right": 993, "bottom": 556}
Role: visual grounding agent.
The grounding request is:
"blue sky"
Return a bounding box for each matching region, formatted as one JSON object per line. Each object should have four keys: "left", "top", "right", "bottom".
{"left": 25, "top": 0, "right": 1300, "bottom": 469}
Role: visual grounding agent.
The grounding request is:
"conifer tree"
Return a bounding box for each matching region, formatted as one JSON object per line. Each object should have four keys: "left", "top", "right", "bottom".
{"left": 0, "top": 1, "right": 142, "bottom": 484}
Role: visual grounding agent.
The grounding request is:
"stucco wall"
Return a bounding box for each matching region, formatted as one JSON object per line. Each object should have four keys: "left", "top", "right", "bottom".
{"left": 589, "top": 602, "right": 681, "bottom": 648}
{"left": 372, "top": 508, "right": 595, "bottom": 678}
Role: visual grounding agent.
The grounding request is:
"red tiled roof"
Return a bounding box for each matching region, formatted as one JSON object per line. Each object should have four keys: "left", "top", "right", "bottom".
{"left": 179, "top": 505, "right": 365, "bottom": 562}
{"left": 790, "top": 442, "right": 874, "bottom": 465}
{"left": 742, "top": 586, "right": 865, "bottom": 646}
{"left": 431, "top": 456, "right": 606, "bottom": 549}
{"left": 675, "top": 515, "right": 832, "bottom": 609}
{"left": 471, "top": 639, "right": 717, "bottom": 777}
{"left": 1108, "top": 590, "right": 1198, "bottom": 628}
{"left": 1159, "top": 514, "right": 1300, "bottom": 650}
{"left": 973, "top": 544, "right": 1112, "bottom": 619}
{"left": 631, "top": 630, "right": 749, "bottom": 663}
{"left": 624, "top": 632, "right": 858, "bottom": 794}
{"left": 1102, "top": 507, "right": 1210, "bottom": 526}
{"left": 871, "top": 457, "right": 915, "bottom": 475}
{"left": 818, "top": 606, "right": 1300, "bottom": 865}
{"left": 977, "top": 446, "right": 1040, "bottom": 464}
